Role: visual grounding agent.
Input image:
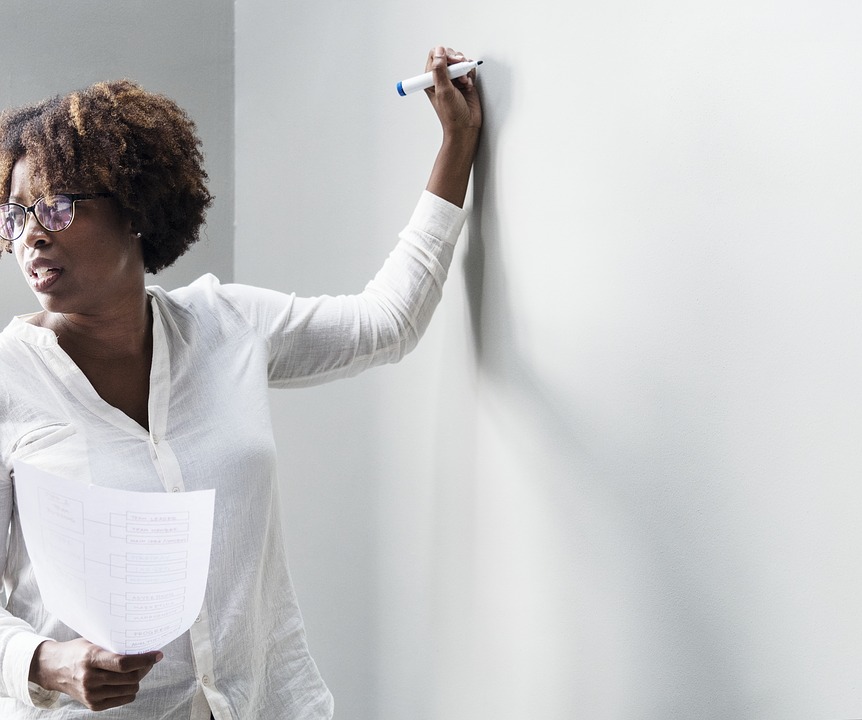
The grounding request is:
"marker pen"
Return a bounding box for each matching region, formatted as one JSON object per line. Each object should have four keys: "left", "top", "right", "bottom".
{"left": 396, "top": 60, "right": 483, "bottom": 96}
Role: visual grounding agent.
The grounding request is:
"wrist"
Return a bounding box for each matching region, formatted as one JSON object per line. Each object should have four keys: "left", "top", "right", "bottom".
{"left": 441, "top": 127, "right": 480, "bottom": 152}
{"left": 427, "top": 130, "right": 480, "bottom": 208}
{"left": 29, "top": 640, "right": 55, "bottom": 689}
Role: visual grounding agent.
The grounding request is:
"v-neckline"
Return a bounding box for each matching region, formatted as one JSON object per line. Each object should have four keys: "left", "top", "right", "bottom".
{"left": 14, "top": 291, "right": 171, "bottom": 441}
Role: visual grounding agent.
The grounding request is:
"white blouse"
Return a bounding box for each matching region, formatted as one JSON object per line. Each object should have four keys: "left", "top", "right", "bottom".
{"left": 0, "top": 191, "right": 466, "bottom": 719}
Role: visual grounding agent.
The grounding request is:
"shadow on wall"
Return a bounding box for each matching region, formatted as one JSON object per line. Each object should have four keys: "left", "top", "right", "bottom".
{"left": 467, "top": 54, "right": 594, "bottom": 512}
{"left": 458, "top": 59, "right": 757, "bottom": 718}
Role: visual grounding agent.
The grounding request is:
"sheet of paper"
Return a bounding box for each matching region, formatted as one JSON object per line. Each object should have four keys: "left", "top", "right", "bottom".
{"left": 13, "top": 460, "right": 215, "bottom": 655}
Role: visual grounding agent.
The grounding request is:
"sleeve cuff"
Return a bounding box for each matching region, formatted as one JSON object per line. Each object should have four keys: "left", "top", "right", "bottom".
{"left": 409, "top": 191, "right": 468, "bottom": 246}
{"left": 28, "top": 680, "right": 60, "bottom": 709}
{"left": 4, "top": 634, "right": 60, "bottom": 708}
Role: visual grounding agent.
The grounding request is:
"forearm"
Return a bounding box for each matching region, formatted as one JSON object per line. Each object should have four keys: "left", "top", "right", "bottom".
{"left": 421, "top": 45, "right": 483, "bottom": 207}
{"left": 0, "top": 475, "right": 59, "bottom": 708}
{"left": 426, "top": 129, "right": 480, "bottom": 208}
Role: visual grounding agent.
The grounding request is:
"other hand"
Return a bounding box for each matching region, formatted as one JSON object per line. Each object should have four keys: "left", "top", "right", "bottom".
{"left": 29, "top": 638, "right": 163, "bottom": 711}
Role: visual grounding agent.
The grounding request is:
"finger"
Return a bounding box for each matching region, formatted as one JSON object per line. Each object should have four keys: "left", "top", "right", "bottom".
{"left": 89, "top": 664, "right": 156, "bottom": 685}
{"left": 424, "top": 46, "right": 436, "bottom": 73}
{"left": 89, "top": 696, "right": 138, "bottom": 712}
{"left": 445, "top": 49, "right": 475, "bottom": 88}
{"left": 76, "top": 660, "right": 155, "bottom": 692}
{"left": 429, "top": 46, "right": 452, "bottom": 94}
{"left": 82, "top": 680, "right": 141, "bottom": 699}
{"left": 76, "top": 671, "right": 144, "bottom": 710}
{"left": 92, "top": 648, "right": 163, "bottom": 675}
{"left": 447, "top": 48, "right": 466, "bottom": 64}
{"left": 83, "top": 687, "right": 140, "bottom": 712}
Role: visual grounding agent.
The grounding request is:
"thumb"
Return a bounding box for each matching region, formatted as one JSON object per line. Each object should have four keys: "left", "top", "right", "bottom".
{"left": 95, "top": 648, "right": 164, "bottom": 673}
{"left": 429, "top": 46, "right": 451, "bottom": 93}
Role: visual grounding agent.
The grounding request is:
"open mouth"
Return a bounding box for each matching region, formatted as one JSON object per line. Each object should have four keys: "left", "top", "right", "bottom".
{"left": 28, "top": 266, "right": 63, "bottom": 290}
{"left": 32, "top": 267, "right": 60, "bottom": 280}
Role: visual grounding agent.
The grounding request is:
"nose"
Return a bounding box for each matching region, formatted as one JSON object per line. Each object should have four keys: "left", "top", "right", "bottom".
{"left": 17, "top": 209, "right": 50, "bottom": 250}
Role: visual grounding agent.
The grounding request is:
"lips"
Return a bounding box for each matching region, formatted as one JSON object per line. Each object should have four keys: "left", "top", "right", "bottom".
{"left": 25, "top": 258, "right": 64, "bottom": 292}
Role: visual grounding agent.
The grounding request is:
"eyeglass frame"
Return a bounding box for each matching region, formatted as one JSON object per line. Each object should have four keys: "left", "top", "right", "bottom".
{"left": 0, "top": 192, "right": 114, "bottom": 242}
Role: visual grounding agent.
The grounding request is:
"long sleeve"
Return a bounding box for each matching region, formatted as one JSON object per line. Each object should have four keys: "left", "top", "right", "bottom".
{"left": 190, "top": 190, "right": 467, "bottom": 387}
{"left": 0, "top": 466, "right": 60, "bottom": 709}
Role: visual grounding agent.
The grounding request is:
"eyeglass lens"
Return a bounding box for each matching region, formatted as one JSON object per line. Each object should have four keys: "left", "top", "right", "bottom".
{"left": 0, "top": 196, "right": 75, "bottom": 241}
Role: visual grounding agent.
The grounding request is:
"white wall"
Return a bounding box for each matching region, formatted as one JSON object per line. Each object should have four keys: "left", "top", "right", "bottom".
{"left": 6, "top": 1, "right": 858, "bottom": 718}
{"left": 0, "top": 0, "right": 234, "bottom": 320}
{"left": 238, "top": 2, "right": 862, "bottom": 719}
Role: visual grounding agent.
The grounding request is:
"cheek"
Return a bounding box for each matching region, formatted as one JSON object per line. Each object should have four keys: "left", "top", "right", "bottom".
{"left": 13, "top": 242, "right": 26, "bottom": 272}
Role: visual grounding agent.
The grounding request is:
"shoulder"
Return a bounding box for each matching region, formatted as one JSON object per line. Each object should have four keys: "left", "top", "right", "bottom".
{"left": 147, "top": 273, "right": 290, "bottom": 339}
{"left": 148, "top": 274, "right": 244, "bottom": 326}
{"left": 148, "top": 273, "right": 226, "bottom": 309}
{"left": 0, "top": 316, "right": 47, "bottom": 370}
{"left": 0, "top": 321, "right": 57, "bottom": 471}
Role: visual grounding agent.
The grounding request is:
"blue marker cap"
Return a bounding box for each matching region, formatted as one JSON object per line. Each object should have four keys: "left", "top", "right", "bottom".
{"left": 397, "top": 81, "right": 406, "bottom": 97}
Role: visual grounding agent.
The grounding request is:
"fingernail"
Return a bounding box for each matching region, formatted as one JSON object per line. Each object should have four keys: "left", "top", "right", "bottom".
{"left": 155, "top": 652, "right": 164, "bottom": 663}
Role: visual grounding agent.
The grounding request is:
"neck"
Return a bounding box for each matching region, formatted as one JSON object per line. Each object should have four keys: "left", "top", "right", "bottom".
{"left": 43, "top": 292, "right": 153, "bottom": 360}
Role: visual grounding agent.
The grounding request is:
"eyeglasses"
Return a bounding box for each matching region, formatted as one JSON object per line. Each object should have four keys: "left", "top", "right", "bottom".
{"left": 0, "top": 193, "right": 113, "bottom": 242}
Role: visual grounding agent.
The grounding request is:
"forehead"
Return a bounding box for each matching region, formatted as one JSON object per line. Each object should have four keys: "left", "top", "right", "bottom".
{"left": 9, "top": 156, "right": 35, "bottom": 201}
{"left": 8, "top": 156, "right": 93, "bottom": 203}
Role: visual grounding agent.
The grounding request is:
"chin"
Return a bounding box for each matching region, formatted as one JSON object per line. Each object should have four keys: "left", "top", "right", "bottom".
{"left": 33, "top": 292, "right": 74, "bottom": 315}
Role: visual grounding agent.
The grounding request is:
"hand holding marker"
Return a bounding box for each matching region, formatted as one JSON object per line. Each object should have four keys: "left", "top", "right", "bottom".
{"left": 397, "top": 59, "right": 483, "bottom": 96}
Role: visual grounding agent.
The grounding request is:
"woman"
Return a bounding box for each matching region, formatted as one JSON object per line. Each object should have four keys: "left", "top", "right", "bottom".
{"left": 0, "top": 46, "right": 481, "bottom": 718}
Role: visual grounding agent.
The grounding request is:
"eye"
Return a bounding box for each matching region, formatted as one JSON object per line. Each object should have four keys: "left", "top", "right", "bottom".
{"left": 0, "top": 204, "right": 25, "bottom": 241}
{"left": 37, "top": 195, "right": 75, "bottom": 231}
{"left": 43, "top": 195, "right": 74, "bottom": 213}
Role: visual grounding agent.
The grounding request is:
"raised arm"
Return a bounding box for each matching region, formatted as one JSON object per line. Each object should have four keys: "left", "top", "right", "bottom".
{"left": 423, "top": 46, "right": 483, "bottom": 208}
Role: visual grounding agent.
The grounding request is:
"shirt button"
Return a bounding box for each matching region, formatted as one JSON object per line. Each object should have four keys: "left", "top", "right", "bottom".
{"left": 202, "top": 675, "right": 210, "bottom": 686}
{"left": 195, "top": 615, "right": 202, "bottom": 623}
{"left": 171, "top": 487, "right": 180, "bottom": 493}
